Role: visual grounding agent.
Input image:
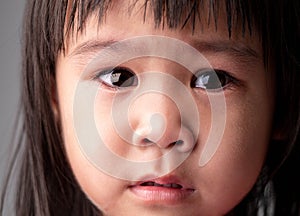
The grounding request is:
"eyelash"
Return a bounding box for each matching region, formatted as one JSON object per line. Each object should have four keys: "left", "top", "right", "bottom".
{"left": 93, "top": 67, "right": 240, "bottom": 91}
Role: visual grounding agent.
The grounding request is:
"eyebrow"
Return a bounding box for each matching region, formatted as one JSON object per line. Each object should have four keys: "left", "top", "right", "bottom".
{"left": 68, "top": 38, "right": 260, "bottom": 61}
{"left": 194, "top": 40, "right": 260, "bottom": 59}
{"left": 68, "top": 39, "right": 119, "bottom": 58}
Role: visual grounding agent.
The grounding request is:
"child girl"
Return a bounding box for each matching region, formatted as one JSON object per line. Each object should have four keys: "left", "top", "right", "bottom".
{"left": 1, "top": 0, "right": 300, "bottom": 215}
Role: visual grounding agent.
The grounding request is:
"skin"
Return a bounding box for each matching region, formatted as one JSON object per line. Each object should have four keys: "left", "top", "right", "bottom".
{"left": 55, "top": 1, "right": 274, "bottom": 215}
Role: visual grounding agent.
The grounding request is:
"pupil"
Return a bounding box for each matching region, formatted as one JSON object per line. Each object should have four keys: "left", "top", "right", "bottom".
{"left": 191, "top": 70, "right": 228, "bottom": 90}
{"left": 111, "top": 69, "right": 135, "bottom": 87}
{"left": 205, "top": 73, "right": 222, "bottom": 89}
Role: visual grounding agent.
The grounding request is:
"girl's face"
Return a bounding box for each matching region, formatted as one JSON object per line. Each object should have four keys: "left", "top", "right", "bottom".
{"left": 55, "top": 2, "right": 274, "bottom": 215}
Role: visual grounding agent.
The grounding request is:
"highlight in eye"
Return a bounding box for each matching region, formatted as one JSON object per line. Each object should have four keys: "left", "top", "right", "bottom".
{"left": 95, "top": 67, "right": 138, "bottom": 89}
{"left": 191, "top": 69, "right": 239, "bottom": 91}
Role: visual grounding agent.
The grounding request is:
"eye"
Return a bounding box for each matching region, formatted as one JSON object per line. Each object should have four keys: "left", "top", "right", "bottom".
{"left": 191, "top": 69, "right": 236, "bottom": 91}
{"left": 95, "top": 67, "right": 138, "bottom": 88}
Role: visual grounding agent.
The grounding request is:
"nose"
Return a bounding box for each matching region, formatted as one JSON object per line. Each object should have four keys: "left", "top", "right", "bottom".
{"left": 129, "top": 93, "right": 195, "bottom": 152}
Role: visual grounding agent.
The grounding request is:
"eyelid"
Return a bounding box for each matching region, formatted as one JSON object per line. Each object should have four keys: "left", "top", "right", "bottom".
{"left": 93, "top": 66, "right": 125, "bottom": 77}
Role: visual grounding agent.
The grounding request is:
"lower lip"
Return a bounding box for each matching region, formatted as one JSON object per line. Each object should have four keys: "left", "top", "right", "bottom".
{"left": 129, "top": 186, "right": 194, "bottom": 204}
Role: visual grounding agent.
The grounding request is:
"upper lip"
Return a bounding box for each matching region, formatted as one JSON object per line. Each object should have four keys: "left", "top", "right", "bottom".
{"left": 130, "top": 174, "right": 195, "bottom": 190}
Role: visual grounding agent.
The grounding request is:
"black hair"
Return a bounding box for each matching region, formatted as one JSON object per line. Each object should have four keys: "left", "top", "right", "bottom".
{"left": 1, "top": 0, "right": 299, "bottom": 215}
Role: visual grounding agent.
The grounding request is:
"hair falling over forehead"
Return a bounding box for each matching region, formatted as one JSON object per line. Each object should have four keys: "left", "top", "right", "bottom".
{"left": 58, "top": 0, "right": 255, "bottom": 51}
{"left": 65, "top": 0, "right": 252, "bottom": 34}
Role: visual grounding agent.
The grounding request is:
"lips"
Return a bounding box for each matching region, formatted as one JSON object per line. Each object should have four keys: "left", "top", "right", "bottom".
{"left": 129, "top": 175, "right": 195, "bottom": 204}
{"left": 139, "top": 181, "right": 183, "bottom": 189}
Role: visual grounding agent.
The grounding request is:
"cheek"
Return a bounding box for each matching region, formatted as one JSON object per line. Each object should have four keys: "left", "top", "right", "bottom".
{"left": 55, "top": 80, "right": 127, "bottom": 213}
{"left": 54, "top": 59, "right": 114, "bottom": 210}
{"left": 197, "top": 93, "right": 272, "bottom": 213}
{"left": 64, "top": 133, "right": 126, "bottom": 212}
{"left": 93, "top": 93, "right": 137, "bottom": 159}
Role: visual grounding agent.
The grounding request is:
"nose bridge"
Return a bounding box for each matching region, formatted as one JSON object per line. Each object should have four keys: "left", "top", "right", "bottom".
{"left": 151, "top": 92, "right": 180, "bottom": 123}
{"left": 149, "top": 93, "right": 181, "bottom": 146}
{"left": 131, "top": 91, "right": 180, "bottom": 132}
{"left": 130, "top": 91, "right": 193, "bottom": 150}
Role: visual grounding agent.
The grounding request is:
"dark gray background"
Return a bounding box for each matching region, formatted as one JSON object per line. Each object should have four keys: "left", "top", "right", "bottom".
{"left": 0, "top": 0, "right": 25, "bottom": 207}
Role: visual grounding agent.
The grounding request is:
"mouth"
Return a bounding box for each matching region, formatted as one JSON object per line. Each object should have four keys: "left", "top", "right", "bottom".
{"left": 139, "top": 181, "right": 183, "bottom": 189}
{"left": 129, "top": 175, "right": 195, "bottom": 204}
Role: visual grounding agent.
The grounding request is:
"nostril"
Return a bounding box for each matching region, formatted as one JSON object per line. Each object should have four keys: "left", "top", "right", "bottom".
{"left": 175, "top": 128, "right": 195, "bottom": 153}
{"left": 142, "top": 138, "right": 153, "bottom": 144}
{"left": 169, "top": 140, "right": 184, "bottom": 147}
{"left": 174, "top": 140, "right": 184, "bottom": 145}
{"left": 143, "top": 139, "right": 184, "bottom": 148}
{"left": 132, "top": 124, "right": 194, "bottom": 152}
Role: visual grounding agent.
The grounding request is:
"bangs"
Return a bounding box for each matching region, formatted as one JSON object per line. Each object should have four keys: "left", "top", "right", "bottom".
{"left": 64, "top": 0, "right": 255, "bottom": 43}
